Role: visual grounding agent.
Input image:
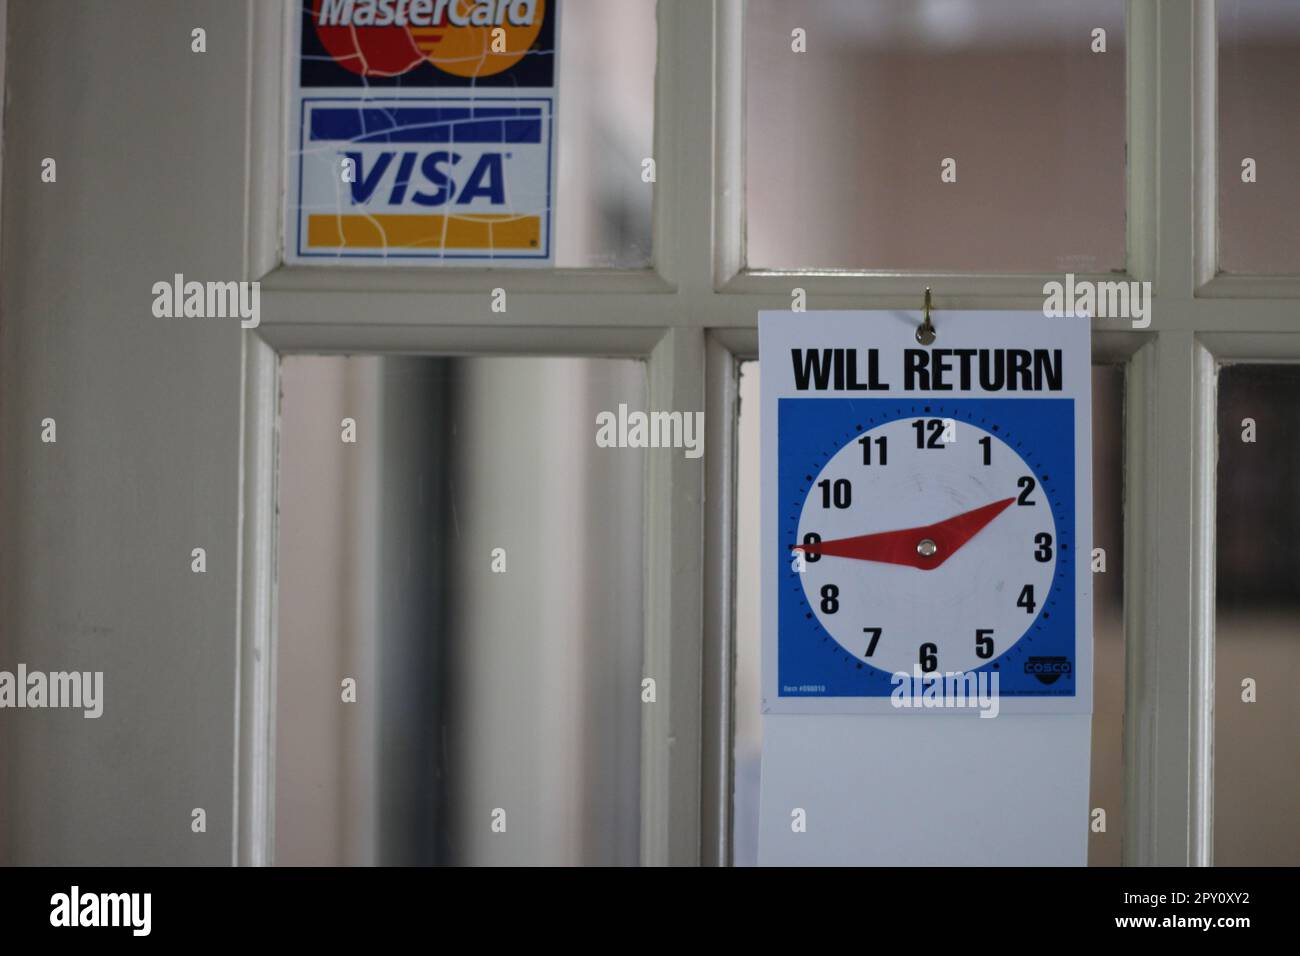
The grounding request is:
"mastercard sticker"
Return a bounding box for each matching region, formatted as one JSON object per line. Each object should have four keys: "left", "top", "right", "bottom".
{"left": 289, "top": 0, "right": 559, "bottom": 264}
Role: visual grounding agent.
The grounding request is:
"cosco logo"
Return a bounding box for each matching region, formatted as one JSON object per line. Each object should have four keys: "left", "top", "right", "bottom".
{"left": 1024, "top": 656, "right": 1072, "bottom": 685}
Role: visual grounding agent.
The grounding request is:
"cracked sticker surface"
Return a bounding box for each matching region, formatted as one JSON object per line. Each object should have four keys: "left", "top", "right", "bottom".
{"left": 289, "top": 0, "right": 558, "bottom": 264}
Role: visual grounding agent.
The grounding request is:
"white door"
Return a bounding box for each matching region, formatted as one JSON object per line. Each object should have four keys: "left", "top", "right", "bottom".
{"left": 2, "top": 0, "right": 1296, "bottom": 866}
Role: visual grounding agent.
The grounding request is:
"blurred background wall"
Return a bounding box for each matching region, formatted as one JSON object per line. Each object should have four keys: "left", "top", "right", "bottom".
{"left": 1215, "top": 366, "right": 1300, "bottom": 866}
{"left": 275, "top": 357, "right": 646, "bottom": 865}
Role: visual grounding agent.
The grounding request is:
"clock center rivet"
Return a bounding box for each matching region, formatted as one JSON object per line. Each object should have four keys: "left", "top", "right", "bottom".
{"left": 917, "top": 538, "right": 938, "bottom": 557}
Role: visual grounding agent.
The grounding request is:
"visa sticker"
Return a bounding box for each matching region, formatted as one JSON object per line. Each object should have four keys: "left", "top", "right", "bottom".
{"left": 289, "top": 0, "right": 559, "bottom": 265}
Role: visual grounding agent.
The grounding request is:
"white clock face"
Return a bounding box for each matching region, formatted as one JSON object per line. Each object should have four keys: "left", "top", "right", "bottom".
{"left": 795, "top": 415, "right": 1058, "bottom": 677}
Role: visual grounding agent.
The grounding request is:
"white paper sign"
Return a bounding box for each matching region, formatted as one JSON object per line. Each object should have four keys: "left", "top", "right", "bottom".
{"left": 760, "top": 311, "right": 1092, "bottom": 716}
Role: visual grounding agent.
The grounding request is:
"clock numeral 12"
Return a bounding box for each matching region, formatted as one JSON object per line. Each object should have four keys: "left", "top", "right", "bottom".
{"left": 912, "top": 418, "right": 946, "bottom": 449}
{"left": 858, "top": 435, "right": 887, "bottom": 465}
{"left": 975, "top": 628, "right": 995, "bottom": 659}
{"left": 863, "top": 627, "right": 882, "bottom": 657}
{"left": 818, "top": 478, "right": 852, "bottom": 509}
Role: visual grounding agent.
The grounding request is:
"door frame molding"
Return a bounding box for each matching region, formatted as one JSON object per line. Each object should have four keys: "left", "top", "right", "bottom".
{"left": 235, "top": 0, "right": 1295, "bottom": 866}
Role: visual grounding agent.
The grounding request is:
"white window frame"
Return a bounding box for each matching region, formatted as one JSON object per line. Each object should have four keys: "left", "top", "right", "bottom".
{"left": 234, "top": 0, "right": 1300, "bottom": 866}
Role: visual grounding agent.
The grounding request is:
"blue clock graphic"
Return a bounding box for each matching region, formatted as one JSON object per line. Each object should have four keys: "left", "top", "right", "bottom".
{"left": 777, "top": 397, "right": 1077, "bottom": 699}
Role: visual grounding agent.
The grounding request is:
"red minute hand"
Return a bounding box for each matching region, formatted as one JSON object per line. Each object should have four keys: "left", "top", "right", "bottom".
{"left": 794, "top": 497, "right": 1015, "bottom": 570}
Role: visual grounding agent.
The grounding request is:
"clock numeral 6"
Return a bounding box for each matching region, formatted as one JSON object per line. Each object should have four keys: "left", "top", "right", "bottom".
{"left": 817, "top": 478, "right": 852, "bottom": 509}
{"left": 801, "top": 532, "right": 822, "bottom": 563}
{"left": 819, "top": 584, "right": 839, "bottom": 614}
{"left": 858, "top": 435, "right": 887, "bottom": 466}
{"left": 1017, "top": 584, "right": 1036, "bottom": 614}
{"left": 863, "top": 626, "right": 882, "bottom": 657}
{"left": 1017, "top": 475, "right": 1036, "bottom": 505}
{"left": 975, "top": 628, "right": 995, "bottom": 659}
{"left": 912, "top": 418, "right": 946, "bottom": 449}
{"left": 919, "top": 643, "right": 938, "bottom": 673}
{"left": 1034, "top": 532, "right": 1053, "bottom": 562}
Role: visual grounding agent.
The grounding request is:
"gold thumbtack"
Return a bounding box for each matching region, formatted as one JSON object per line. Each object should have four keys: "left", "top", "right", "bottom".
{"left": 917, "top": 287, "right": 937, "bottom": 345}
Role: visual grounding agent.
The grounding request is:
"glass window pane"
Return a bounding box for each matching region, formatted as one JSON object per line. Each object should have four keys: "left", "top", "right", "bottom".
{"left": 1088, "top": 364, "right": 1126, "bottom": 866}
{"left": 556, "top": 0, "right": 656, "bottom": 267}
{"left": 1215, "top": 365, "right": 1300, "bottom": 866}
{"left": 745, "top": 0, "right": 1126, "bottom": 273}
{"left": 1218, "top": 0, "right": 1300, "bottom": 275}
{"left": 275, "top": 355, "right": 646, "bottom": 865}
{"left": 290, "top": 0, "right": 655, "bottom": 269}
{"left": 733, "top": 363, "right": 1126, "bottom": 865}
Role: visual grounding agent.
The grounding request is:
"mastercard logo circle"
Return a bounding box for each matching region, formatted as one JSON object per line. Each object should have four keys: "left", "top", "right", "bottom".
{"left": 313, "top": 0, "right": 545, "bottom": 79}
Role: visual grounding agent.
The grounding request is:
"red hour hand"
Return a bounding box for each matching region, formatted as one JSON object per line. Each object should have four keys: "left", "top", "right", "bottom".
{"left": 794, "top": 497, "right": 1015, "bottom": 571}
